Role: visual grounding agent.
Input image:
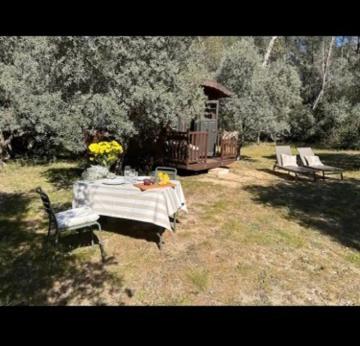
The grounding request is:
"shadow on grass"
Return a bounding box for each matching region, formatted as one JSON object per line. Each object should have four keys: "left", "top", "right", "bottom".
{"left": 244, "top": 179, "right": 360, "bottom": 251}
{"left": 259, "top": 168, "right": 297, "bottom": 181}
{"left": 0, "top": 192, "right": 126, "bottom": 305}
{"left": 318, "top": 153, "right": 360, "bottom": 172}
{"left": 42, "top": 167, "right": 83, "bottom": 190}
{"left": 263, "top": 154, "right": 276, "bottom": 161}
{"left": 100, "top": 216, "right": 164, "bottom": 247}
{"left": 239, "top": 155, "right": 257, "bottom": 162}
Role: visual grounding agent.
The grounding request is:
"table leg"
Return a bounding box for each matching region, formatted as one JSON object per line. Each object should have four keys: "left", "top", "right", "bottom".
{"left": 92, "top": 231, "right": 107, "bottom": 262}
{"left": 156, "top": 230, "right": 165, "bottom": 250}
{"left": 172, "top": 212, "right": 177, "bottom": 232}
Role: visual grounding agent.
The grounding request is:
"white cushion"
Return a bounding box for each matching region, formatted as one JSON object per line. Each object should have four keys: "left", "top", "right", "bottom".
{"left": 305, "top": 155, "right": 322, "bottom": 166}
{"left": 281, "top": 154, "right": 297, "bottom": 167}
{"left": 56, "top": 207, "right": 99, "bottom": 229}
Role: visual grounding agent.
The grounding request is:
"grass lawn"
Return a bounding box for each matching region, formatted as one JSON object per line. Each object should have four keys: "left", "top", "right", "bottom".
{"left": 0, "top": 143, "right": 359, "bottom": 305}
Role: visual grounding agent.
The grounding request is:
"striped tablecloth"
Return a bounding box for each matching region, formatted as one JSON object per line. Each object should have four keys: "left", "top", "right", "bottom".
{"left": 72, "top": 179, "right": 187, "bottom": 231}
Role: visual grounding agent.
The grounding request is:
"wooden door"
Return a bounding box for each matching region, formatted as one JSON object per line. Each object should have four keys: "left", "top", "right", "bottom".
{"left": 195, "top": 118, "right": 218, "bottom": 156}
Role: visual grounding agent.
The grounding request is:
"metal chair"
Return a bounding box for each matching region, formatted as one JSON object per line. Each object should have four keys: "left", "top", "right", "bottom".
{"left": 154, "top": 167, "right": 178, "bottom": 232}
{"left": 36, "top": 187, "right": 106, "bottom": 260}
{"left": 154, "top": 166, "right": 177, "bottom": 182}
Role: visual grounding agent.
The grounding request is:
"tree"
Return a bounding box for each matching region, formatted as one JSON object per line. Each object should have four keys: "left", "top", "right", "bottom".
{"left": 216, "top": 38, "right": 301, "bottom": 148}
{"left": 262, "top": 36, "right": 278, "bottom": 67}
{"left": 312, "top": 36, "right": 335, "bottom": 111}
{"left": 216, "top": 39, "right": 270, "bottom": 146}
{"left": 0, "top": 36, "right": 208, "bottom": 163}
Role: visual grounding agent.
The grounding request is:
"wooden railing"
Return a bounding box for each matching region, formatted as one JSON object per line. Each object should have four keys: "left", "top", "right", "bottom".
{"left": 220, "top": 137, "right": 238, "bottom": 159}
{"left": 164, "top": 131, "right": 188, "bottom": 163}
{"left": 165, "top": 130, "right": 237, "bottom": 165}
{"left": 187, "top": 131, "right": 208, "bottom": 164}
{"left": 165, "top": 130, "right": 208, "bottom": 165}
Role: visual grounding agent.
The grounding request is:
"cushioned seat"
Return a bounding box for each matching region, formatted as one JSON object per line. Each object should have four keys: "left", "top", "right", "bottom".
{"left": 56, "top": 207, "right": 99, "bottom": 229}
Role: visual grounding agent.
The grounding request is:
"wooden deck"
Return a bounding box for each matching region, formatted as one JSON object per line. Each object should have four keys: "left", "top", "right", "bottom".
{"left": 163, "top": 129, "right": 237, "bottom": 171}
{"left": 164, "top": 130, "right": 238, "bottom": 171}
{"left": 166, "top": 157, "right": 236, "bottom": 171}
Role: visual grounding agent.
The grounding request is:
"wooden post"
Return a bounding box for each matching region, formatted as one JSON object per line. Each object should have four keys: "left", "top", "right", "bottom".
{"left": 220, "top": 133, "right": 224, "bottom": 161}
{"left": 204, "top": 132, "right": 208, "bottom": 163}
{"left": 186, "top": 129, "right": 190, "bottom": 166}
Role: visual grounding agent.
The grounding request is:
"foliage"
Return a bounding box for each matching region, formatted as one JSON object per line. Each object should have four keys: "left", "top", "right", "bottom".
{"left": 216, "top": 38, "right": 302, "bottom": 143}
{"left": 0, "top": 36, "right": 208, "bottom": 161}
{"left": 1, "top": 35, "right": 360, "bottom": 163}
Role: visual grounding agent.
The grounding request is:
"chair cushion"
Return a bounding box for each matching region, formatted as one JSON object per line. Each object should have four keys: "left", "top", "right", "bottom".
{"left": 56, "top": 207, "right": 99, "bottom": 229}
{"left": 281, "top": 154, "right": 297, "bottom": 167}
{"left": 305, "top": 155, "right": 322, "bottom": 166}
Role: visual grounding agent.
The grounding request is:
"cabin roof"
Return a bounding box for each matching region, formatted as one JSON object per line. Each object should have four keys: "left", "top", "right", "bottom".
{"left": 201, "top": 80, "right": 233, "bottom": 99}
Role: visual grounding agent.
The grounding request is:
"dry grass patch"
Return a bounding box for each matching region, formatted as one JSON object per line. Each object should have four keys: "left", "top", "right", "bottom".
{"left": 1, "top": 143, "right": 359, "bottom": 305}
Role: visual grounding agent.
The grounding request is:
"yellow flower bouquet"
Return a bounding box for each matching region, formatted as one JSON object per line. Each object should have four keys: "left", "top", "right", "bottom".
{"left": 157, "top": 172, "right": 171, "bottom": 185}
{"left": 88, "top": 140, "right": 123, "bottom": 168}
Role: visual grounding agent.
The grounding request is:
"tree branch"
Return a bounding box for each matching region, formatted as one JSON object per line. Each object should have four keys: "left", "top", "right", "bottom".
{"left": 312, "top": 36, "right": 335, "bottom": 111}
{"left": 262, "top": 36, "right": 278, "bottom": 67}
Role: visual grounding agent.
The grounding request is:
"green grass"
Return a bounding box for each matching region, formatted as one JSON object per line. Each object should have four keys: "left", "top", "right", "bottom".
{"left": 186, "top": 268, "right": 210, "bottom": 293}
{"left": 345, "top": 252, "right": 360, "bottom": 266}
{"left": 1, "top": 143, "right": 360, "bottom": 305}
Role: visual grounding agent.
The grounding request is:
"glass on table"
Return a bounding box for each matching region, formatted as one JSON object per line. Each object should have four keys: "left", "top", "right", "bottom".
{"left": 123, "top": 166, "right": 131, "bottom": 183}
{"left": 124, "top": 165, "right": 131, "bottom": 177}
{"left": 129, "top": 169, "right": 138, "bottom": 182}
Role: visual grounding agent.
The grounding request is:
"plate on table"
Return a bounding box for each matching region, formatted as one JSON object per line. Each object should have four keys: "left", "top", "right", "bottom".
{"left": 136, "top": 176, "right": 150, "bottom": 181}
{"left": 102, "top": 178, "right": 125, "bottom": 185}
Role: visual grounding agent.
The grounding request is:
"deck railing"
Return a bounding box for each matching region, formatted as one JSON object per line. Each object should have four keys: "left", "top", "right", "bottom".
{"left": 220, "top": 137, "right": 238, "bottom": 159}
{"left": 165, "top": 130, "right": 237, "bottom": 165}
{"left": 187, "top": 131, "right": 208, "bottom": 164}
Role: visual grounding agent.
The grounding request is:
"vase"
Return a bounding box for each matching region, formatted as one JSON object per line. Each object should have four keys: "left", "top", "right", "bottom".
{"left": 82, "top": 165, "right": 111, "bottom": 181}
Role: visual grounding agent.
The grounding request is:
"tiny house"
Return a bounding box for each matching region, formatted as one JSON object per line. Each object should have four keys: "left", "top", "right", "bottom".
{"left": 163, "top": 80, "right": 238, "bottom": 171}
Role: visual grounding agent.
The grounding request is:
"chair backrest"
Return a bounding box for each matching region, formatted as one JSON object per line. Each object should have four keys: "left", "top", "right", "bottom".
{"left": 297, "top": 147, "right": 314, "bottom": 166}
{"left": 275, "top": 146, "right": 292, "bottom": 167}
{"left": 154, "top": 166, "right": 177, "bottom": 182}
{"left": 35, "top": 187, "right": 58, "bottom": 229}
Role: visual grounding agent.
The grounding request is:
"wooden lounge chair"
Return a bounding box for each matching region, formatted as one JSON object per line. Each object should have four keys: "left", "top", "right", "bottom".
{"left": 297, "top": 147, "right": 344, "bottom": 180}
{"left": 273, "top": 146, "right": 317, "bottom": 181}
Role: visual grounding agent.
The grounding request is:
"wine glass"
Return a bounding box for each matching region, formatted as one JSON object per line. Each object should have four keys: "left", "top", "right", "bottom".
{"left": 124, "top": 165, "right": 131, "bottom": 183}
{"left": 124, "top": 166, "right": 131, "bottom": 175}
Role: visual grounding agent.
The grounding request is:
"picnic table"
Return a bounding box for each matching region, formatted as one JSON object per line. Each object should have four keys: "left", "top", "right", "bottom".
{"left": 72, "top": 178, "right": 187, "bottom": 233}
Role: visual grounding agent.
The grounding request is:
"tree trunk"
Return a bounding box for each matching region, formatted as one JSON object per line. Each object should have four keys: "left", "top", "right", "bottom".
{"left": 236, "top": 142, "right": 242, "bottom": 160}
{"left": 312, "top": 36, "right": 335, "bottom": 111}
{"left": 0, "top": 130, "right": 13, "bottom": 160}
{"left": 357, "top": 36, "right": 360, "bottom": 55}
{"left": 235, "top": 129, "right": 242, "bottom": 160}
{"left": 256, "top": 131, "right": 261, "bottom": 145}
{"left": 262, "top": 36, "right": 278, "bottom": 67}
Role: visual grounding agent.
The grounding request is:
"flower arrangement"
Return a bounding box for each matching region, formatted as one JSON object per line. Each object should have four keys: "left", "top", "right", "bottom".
{"left": 157, "top": 172, "right": 170, "bottom": 185}
{"left": 88, "top": 140, "right": 123, "bottom": 168}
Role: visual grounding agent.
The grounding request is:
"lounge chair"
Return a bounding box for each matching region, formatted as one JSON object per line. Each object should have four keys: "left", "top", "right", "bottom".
{"left": 273, "top": 146, "right": 317, "bottom": 181}
{"left": 297, "top": 147, "right": 344, "bottom": 180}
